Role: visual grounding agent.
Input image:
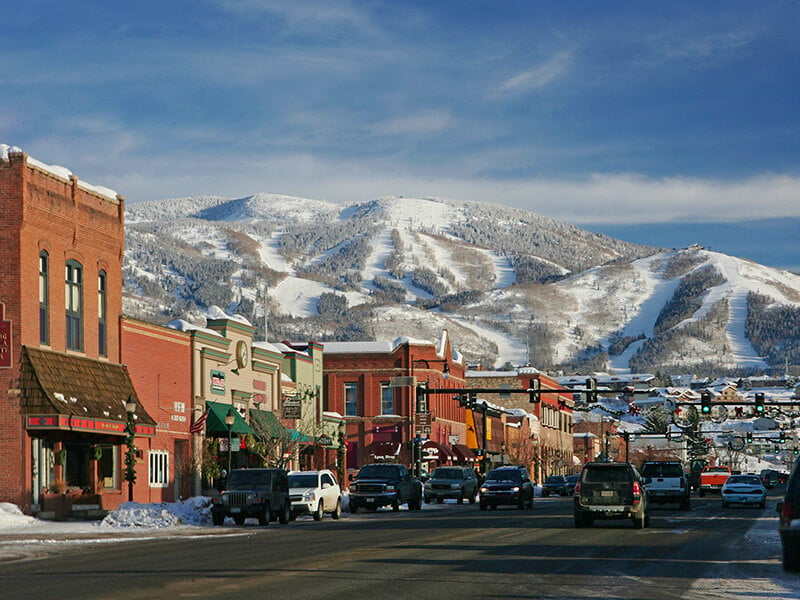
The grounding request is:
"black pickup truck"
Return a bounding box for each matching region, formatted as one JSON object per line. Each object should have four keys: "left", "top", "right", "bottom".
{"left": 348, "top": 463, "right": 423, "bottom": 513}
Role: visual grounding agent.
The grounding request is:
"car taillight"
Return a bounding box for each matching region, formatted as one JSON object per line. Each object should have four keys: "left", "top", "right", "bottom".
{"left": 632, "top": 481, "right": 641, "bottom": 504}
{"left": 573, "top": 482, "right": 581, "bottom": 495}
{"left": 782, "top": 502, "right": 795, "bottom": 523}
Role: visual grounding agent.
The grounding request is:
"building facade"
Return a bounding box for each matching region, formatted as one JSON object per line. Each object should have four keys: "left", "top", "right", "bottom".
{"left": 1, "top": 147, "right": 156, "bottom": 517}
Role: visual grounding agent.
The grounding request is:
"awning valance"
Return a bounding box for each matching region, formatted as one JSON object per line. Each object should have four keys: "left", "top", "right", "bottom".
{"left": 21, "top": 346, "right": 156, "bottom": 437}
{"left": 205, "top": 401, "right": 252, "bottom": 435}
{"left": 422, "top": 440, "right": 455, "bottom": 461}
{"left": 452, "top": 444, "right": 478, "bottom": 463}
{"left": 370, "top": 440, "right": 402, "bottom": 460}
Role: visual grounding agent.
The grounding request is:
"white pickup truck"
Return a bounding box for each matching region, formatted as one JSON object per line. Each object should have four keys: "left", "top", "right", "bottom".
{"left": 641, "top": 461, "right": 691, "bottom": 510}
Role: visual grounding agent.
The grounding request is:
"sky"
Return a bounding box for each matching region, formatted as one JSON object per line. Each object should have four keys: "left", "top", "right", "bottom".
{"left": 2, "top": 1, "right": 800, "bottom": 265}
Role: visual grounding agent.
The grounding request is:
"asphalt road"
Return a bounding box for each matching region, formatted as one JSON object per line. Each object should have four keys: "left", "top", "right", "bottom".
{"left": 0, "top": 493, "right": 788, "bottom": 600}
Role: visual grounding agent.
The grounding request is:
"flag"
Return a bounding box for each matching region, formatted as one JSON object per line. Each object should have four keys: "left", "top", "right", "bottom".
{"left": 189, "top": 408, "right": 209, "bottom": 434}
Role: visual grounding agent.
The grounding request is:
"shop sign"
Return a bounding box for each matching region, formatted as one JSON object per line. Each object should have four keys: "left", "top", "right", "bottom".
{"left": 283, "top": 397, "right": 301, "bottom": 419}
{"left": 0, "top": 303, "right": 11, "bottom": 369}
{"left": 210, "top": 370, "right": 226, "bottom": 395}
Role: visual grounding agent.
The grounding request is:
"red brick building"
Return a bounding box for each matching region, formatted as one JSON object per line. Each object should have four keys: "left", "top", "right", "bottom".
{"left": 323, "top": 331, "right": 468, "bottom": 480}
{"left": 0, "top": 147, "right": 156, "bottom": 517}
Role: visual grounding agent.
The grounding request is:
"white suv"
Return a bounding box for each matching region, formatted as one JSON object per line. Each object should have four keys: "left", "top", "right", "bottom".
{"left": 288, "top": 470, "right": 342, "bottom": 521}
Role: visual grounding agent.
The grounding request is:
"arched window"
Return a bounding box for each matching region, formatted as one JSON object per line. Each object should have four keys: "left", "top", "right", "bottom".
{"left": 98, "top": 270, "right": 107, "bottom": 356}
{"left": 65, "top": 260, "right": 83, "bottom": 351}
{"left": 39, "top": 251, "right": 49, "bottom": 345}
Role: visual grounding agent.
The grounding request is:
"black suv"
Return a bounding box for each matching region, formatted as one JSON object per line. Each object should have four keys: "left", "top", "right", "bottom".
{"left": 777, "top": 457, "right": 800, "bottom": 570}
{"left": 211, "top": 468, "right": 291, "bottom": 526}
{"left": 479, "top": 465, "right": 534, "bottom": 510}
{"left": 424, "top": 466, "right": 479, "bottom": 504}
{"left": 574, "top": 462, "right": 649, "bottom": 528}
{"left": 542, "top": 475, "right": 569, "bottom": 497}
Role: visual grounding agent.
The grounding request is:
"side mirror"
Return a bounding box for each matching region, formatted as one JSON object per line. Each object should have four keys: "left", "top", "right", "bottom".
{"left": 348, "top": 474, "right": 354, "bottom": 482}
{"left": 322, "top": 482, "right": 331, "bottom": 490}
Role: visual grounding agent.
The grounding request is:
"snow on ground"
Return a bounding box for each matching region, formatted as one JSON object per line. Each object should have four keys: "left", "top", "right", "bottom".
{"left": 270, "top": 275, "right": 369, "bottom": 317}
{"left": 256, "top": 230, "right": 292, "bottom": 274}
{"left": 447, "top": 314, "right": 528, "bottom": 367}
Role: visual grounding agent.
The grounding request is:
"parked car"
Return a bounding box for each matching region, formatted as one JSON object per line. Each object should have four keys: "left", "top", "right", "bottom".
{"left": 348, "top": 463, "right": 423, "bottom": 513}
{"left": 778, "top": 457, "right": 800, "bottom": 570}
{"left": 574, "top": 461, "right": 649, "bottom": 528}
{"left": 423, "top": 466, "right": 479, "bottom": 504}
{"left": 211, "top": 468, "right": 291, "bottom": 526}
{"left": 565, "top": 474, "right": 579, "bottom": 495}
{"left": 288, "top": 470, "right": 342, "bottom": 521}
{"left": 641, "top": 460, "right": 690, "bottom": 510}
{"left": 541, "top": 475, "right": 569, "bottom": 497}
{"left": 721, "top": 474, "right": 766, "bottom": 508}
{"left": 479, "top": 465, "right": 534, "bottom": 510}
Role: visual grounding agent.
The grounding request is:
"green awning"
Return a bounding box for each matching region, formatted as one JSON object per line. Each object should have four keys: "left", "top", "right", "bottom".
{"left": 249, "top": 408, "right": 287, "bottom": 439}
{"left": 287, "top": 428, "right": 313, "bottom": 444}
{"left": 205, "top": 402, "right": 252, "bottom": 435}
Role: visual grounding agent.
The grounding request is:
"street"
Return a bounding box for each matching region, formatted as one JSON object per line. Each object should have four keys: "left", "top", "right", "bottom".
{"left": 0, "top": 492, "right": 794, "bottom": 600}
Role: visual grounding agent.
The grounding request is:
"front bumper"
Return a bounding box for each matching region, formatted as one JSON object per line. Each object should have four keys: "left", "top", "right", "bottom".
{"left": 480, "top": 491, "right": 521, "bottom": 505}
{"left": 349, "top": 493, "right": 398, "bottom": 509}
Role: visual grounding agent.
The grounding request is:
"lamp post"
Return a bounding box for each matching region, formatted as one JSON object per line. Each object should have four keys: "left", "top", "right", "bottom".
{"left": 124, "top": 395, "right": 137, "bottom": 502}
{"left": 337, "top": 421, "right": 346, "bottom": 489}
{"left": 225, "top": 408, "right": 235, "bottom": 476}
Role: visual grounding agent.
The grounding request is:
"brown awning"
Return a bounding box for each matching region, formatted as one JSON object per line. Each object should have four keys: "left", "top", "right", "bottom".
{"left": 452, "top": 444, "right": 478, "bottom": 463}
{"left": 20, "top": 346, "right": 156, "bottom": 437}
{"left": 370, "top": 440, "right": 402, "bottom": 460}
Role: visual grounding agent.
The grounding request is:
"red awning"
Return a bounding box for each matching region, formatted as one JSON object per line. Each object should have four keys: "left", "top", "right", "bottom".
{"left": 452, "top": 444, "right": 478, "bottom": 463}
{"left": 421, "top": 440, "right": 455, "bottom": 462}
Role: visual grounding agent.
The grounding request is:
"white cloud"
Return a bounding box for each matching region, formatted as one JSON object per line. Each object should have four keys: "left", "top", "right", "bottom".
{"left": 495, "top": 50, "right": 573, "bottom": 96}
{"left": 367, "top": 110, "right": 455, "bottom": 137}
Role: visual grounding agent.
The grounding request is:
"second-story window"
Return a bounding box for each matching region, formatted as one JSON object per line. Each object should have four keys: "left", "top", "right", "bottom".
{"left": 65, "top": 260, "right": 83, "bottom": 351}
{"left": 380, "top": 383, "right": 395, "bottom": 415}
{"left": 345, "top": 382, "right": 358, "bottom": 416}
{"left": 39, "top": 251, "right": 49, "bottom": 345}
{"left": 98, "top": 270, "right": 107, "bottom": 356}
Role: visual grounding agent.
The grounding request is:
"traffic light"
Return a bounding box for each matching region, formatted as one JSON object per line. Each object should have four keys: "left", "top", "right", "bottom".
{"left": 468, "top": 391, "right": 477, "bottom": 405}
{"left": 794, "top": 447, "right": 799, "bottom": 455}
{"left": 754, "top": 392, "right": 765, "bottom": 415}
{"left": 585, "top": 378, "right": 597, "bottom": 403}
{"left": 455, "top": 393, "right": 468, "bottom": 407}
{"left": 700, "top": 391, "right": 712, "bottom": 415}
{"left": 775, "top": 445, "right": 781, "bottom": 454}
{"left": 745, "top": 431, "right": 753, "bottom": 444}
{"left": 779, "top": 431, "right": 786, "bottom": 444}
{"left": 529, "top": 378, "right": 540, "bottom": 403}
{"left": 705, "top": 438, "right": 712, "bottom": 450}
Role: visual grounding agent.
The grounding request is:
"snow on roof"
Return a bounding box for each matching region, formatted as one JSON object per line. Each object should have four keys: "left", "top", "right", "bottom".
{"left": 166, "top": 319, "right": 223, "bottom": 338}
{"left": 465, "top": 370, "right": 520, "bottom": 378}
{"left": 252, "top": 340, "right": 285, "bottom": 354}
{"left": 322, "top": 340, "right": 394, "bottom": 354}
{"left": 206, "top": 305, "right": 252, "bottom": 326}
{"left": 1, "top": 143, "right": 119, "bottom": 200}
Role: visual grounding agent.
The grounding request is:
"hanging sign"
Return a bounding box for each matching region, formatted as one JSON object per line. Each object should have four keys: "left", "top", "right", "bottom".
{"left": 0, "top": 303, "right": 11, "bottom": 369}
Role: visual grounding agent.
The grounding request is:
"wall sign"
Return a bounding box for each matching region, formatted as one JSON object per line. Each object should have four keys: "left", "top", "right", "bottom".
{"left": 210, "top": 370, "right": 226, "bottom": 395}
{"left": 283, "top": 397, "right": 301, "bottom": 419}
{"left": 0, "top": 303, "right": 11, "bottom": 369}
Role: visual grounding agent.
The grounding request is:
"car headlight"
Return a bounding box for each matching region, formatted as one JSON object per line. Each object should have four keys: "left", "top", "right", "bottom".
{"left": 303, "top": 490, "right": 316, "bottom": 502}
{"left": 511, "top": 486, "right": 520, "bottom": 492}
{"left": 480, "top": 487, "right": 488, "bottom": 493}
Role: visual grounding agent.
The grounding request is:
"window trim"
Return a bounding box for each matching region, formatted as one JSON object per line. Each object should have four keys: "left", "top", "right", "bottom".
{"left": 39, "top": 251, "right": 49, "bottom": 345}
{"left": 65, "top": 260, "right": 83, "bottom": 352}
{"left": 148, "top": 450, "right": 169, "bottom": 488}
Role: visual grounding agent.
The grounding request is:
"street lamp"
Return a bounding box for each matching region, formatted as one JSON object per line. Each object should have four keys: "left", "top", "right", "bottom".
{"left": 337, "top": 421, "right": 347, "bottom": 489}
{"left": 124, "top": 395, "right": 137, "bottom": 502}
{"left": 225, "top": 408, "right": 235, "bottom": 476}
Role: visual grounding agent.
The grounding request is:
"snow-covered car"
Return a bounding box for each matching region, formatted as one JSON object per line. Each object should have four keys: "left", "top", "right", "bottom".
{"left": 288, "top": 470, "right": 342, "bottom": 521}
{"left": 721, "top": 474, "right": 766, "bottom": 508}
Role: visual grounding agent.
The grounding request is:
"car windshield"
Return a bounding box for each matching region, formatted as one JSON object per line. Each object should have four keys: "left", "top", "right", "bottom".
{"left": 486, "top": 470, "right": 522, "bottom": 483}
{"left": 642, "top": 463, "right": 683, "bottom": 478}
{"left": 358, "top": 465, "right": 400, "bottom": 479}
{"left": 566, "top": 475, "right": 579, "bottom": 482}
{"left": 727, "top": 475, "right": 761, "bottom": 485}
{"left": 289, "top": 474, "right": 318, "bottom": 488}
{"left": 545, "top": 476, "right": 564, "bottom": 484}
{"left": 584, "top": 467, "right": 630, "bottom": 484}
{"left": 228, "top": 470, "right": 271, "bottom": 486}
{"left": 432, "top": 468, "right": 464, "bottom": 480}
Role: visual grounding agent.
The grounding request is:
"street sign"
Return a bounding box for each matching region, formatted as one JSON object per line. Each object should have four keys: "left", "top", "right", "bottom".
{"left": 390, "top": 376, "right": 417, "bottom": 387}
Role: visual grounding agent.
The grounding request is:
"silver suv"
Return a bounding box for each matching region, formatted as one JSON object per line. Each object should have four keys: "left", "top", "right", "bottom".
{"left": 641, "top": 461, "right": 690, "bottom": 510}
{"left": 424, "top": 466, "right": 478, "bottom": 504}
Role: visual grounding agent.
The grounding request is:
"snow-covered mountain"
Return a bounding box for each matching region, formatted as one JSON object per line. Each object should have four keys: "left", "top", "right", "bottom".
{"left": 123, "top": 194, "right": 800, "bottom": 374}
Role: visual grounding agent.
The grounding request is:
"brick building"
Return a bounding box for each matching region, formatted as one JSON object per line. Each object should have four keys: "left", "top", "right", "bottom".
{"left": 323, "top": 331, "right": 467, "bottom": 480}
{"left": 0, "top": 147, "right": 156, "bottom": 517}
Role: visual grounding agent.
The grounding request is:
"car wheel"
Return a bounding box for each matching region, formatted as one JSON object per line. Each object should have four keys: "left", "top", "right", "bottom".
{"left": 457, "top": 494, "right": 464, "bottom": 505}
{"left": 584, "top": 515, "right": 593, "bottom": 527}
{"left": 332, "top": 499, "right": 342, "bottom": 520}
{"left": 392, "top": 498, "right": 400, "bottom": 512}
{"left": 632, "top": 512, "right": 645, "bottom": 529}
{"left": 517, "top": 493, "right": 525, "bottom": 510}
{"left": 279, "top": 502, "right": 290, "bottom": 524}
{"left": 289, "top": 511, "right": 297, "bottom": 522}
{"left": 258, "top": 506, "right": 269, "bottom": 526}
{"left": 783, "top": 544, "right": 800, "bottom": 571}
{"left": 469, "top": 491, "right": 476, "bottom": 504}
{"left": 699, "top": 489, "right": 705, "bottom": 497}
{"left": 436, "top": 498, "right": 444, "bottom": 504}
{"left": 212, "top": 513, "right": 224, "bottom": 526}
{"left": 313, "top": 501, "right": 324, "bottom": 521}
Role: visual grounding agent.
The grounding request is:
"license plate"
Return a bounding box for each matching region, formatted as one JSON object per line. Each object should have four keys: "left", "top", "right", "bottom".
{"left": 366, "top": 498, "right": 375, "bottom": 503}
{"left": 601, "top": 491, "right": 614, "bottom": 497}
{"left": 231, "top": 507, "right": 241, "bottom": 513}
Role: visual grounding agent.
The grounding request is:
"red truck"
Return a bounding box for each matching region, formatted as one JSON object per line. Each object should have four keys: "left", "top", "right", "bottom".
{"left": 699, "top": 465, "right": 731, "bottom": 496}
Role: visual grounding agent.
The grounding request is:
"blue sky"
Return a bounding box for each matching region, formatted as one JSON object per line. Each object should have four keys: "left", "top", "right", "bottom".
{"left": 3, "top": 1, "right": 799, "bottom": 266}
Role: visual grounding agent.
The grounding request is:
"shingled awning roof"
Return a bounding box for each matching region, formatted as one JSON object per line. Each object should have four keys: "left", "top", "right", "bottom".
{"left": 21, "top": 346, "right": 156, "bottom": 437}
